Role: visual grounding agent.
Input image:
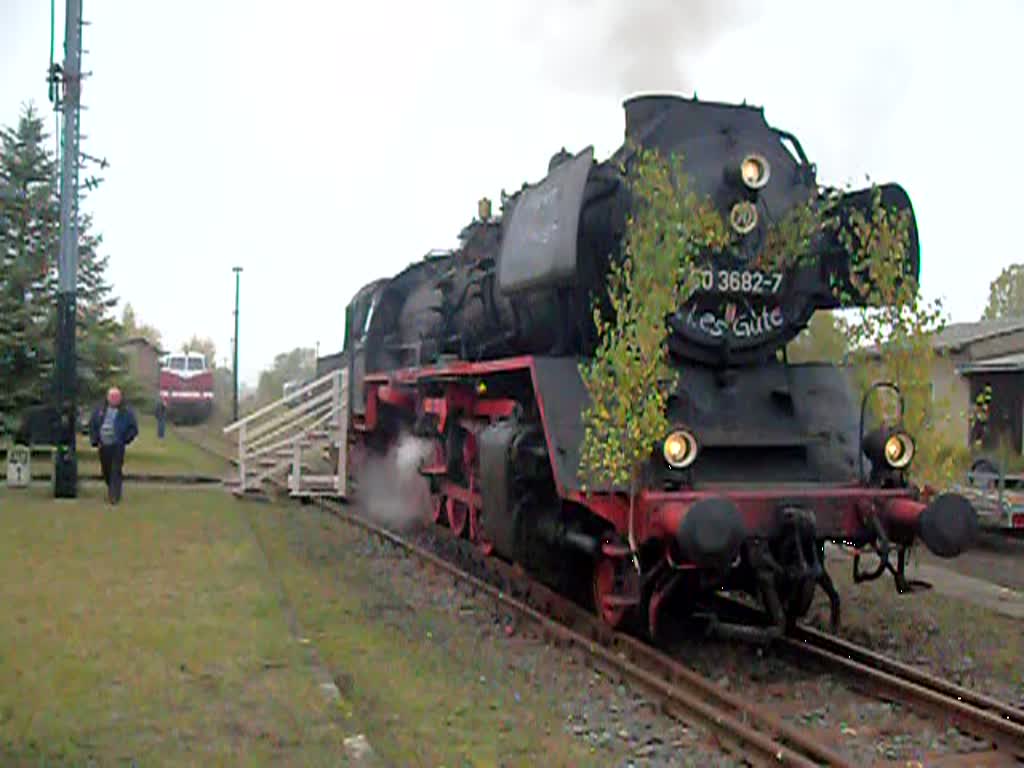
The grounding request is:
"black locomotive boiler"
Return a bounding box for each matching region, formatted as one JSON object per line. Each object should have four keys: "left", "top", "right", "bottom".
{"left": 336, "top": 94, "right": 978, "bottom": 637}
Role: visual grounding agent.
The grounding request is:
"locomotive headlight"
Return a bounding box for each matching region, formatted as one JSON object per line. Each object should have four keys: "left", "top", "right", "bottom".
{"left": 740, "top": 153, "right": 771, "bottom": 189}
{"left": 863, "top": 426, "right": 915, "bottom": 471}
{"left": 663, "top": 430, "right": 699, "bottom": 469}
{"left": 883, "top": 432, "right": 915, "bottom": 469}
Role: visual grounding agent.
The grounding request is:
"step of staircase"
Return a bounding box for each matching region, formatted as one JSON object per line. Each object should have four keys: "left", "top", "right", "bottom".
{"left": 223, "top": 477, "right": 270, "bottom": 500}
{"left": 288, "top": 474, "right": 343, "bottom": 498}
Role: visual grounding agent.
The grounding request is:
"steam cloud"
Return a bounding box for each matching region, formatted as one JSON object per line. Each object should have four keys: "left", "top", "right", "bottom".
{"left": 520, "top": 0, "right": 741, "bottom": 95}
{"left": 356, "top": 433, "right": 436, "bottom": 532}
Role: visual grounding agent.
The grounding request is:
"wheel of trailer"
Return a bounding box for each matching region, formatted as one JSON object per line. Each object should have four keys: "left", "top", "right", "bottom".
{"left": 969, "top": 457, "right": 999, "bottom": 490}
{"left": 447, "top": 497, "right": 469, "bottom": 538}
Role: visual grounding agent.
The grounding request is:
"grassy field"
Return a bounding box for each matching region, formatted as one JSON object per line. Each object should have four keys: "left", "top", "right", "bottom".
{"left": 0, "top": 486, "right": 595, "bottom": 767}
{"left": 0, "top": 487, "right": 355, "bottom": 766}
{"left": 249, "top": 503, "right": 597, "bottom": 767}
{"left": 5, "top": 413, "right": 229, "bottom": 479}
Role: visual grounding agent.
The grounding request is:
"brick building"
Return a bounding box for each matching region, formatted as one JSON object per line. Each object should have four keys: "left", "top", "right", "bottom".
{"left": 118, "top": 336, "right": 164, "bottom": 395}
{"left": 864, "top": 318, "right": 1024, "bottom": 453}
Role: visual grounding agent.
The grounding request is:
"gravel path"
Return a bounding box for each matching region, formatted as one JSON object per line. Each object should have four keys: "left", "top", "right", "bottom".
{"left": 919, "top": 530, "right": 1024, "bottom": 593}
{"left": 290, "top": 496, "right": 1023, "bottom": 765}
{"left": 336, "top": 503, "right": 744, "bottom": 767}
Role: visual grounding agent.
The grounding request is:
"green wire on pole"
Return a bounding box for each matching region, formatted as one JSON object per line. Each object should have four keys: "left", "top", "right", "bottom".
{"left": 50, "top": 0, "right": 58, "bottom": 160}
{"left": 49, "top": 0, "right": 55, "bottom": 101}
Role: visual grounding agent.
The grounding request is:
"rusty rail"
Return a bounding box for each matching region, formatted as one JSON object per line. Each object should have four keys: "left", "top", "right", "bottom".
{"left": 785, "top": 625, "right": 1024, "bottom": 760}
{"left": 303, "top": 496, "right": 854, "bottom": 768}
{"left": 230, "top": 463, "right": 1024, "bottom": 765}
{"left": 714, "top": 594, "right": 1024, "bottom": 761}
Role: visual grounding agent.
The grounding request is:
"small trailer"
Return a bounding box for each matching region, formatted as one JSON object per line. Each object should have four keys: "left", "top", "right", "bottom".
{"left": 955, "top": 458, "right": 1024, "bottom": 532}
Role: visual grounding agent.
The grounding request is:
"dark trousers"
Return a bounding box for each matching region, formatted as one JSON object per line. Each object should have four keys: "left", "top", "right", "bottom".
{"left": 98, "top": 443, "right": 125, "bottom": 503}
{"left": 157, "top": 417, "right": 165, "bottom": 439}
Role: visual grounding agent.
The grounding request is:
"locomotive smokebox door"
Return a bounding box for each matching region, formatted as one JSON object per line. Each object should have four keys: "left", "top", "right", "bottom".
{"left": 497, "top": 146, "right": 594, "bottom": 295}
{"left": 6, "top": 445, "right": 30, "bottom": 488}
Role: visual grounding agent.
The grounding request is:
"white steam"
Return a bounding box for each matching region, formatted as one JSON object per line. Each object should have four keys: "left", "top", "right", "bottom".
{"left": 513, "top": 0, "right": 742, "bottom": 96}
{"left": 356, "top": 433, "right": 436, "bottom": 531}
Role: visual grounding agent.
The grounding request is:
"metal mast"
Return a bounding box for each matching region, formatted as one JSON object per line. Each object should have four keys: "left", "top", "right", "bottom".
{"left": 232, "top": 266, "right": 242, "bottom": 422}
{"left": 53, "top": 0, "right": 84, "bottom": 497}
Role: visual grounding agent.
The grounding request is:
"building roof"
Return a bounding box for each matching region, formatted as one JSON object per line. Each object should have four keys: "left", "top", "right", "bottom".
{"left": 957, "top": 351, "right": 1024, "bottom": 374}
{"left": 119, "top": 336, "right": 165, "bottom": 354}
{"left": 933, "top": 317, "right": 1024, "bottom": 352}
{"left": 858, "top": 316, "right": 1024, "bottom": 359}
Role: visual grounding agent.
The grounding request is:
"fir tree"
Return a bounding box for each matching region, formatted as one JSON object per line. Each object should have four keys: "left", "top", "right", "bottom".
{"left": 0, "top": 103, "right": 128, "bottom": 430}
{"left": 76, "top": 215, "right": 125, "bottom": 406}
{"left": 0, "top": 105, "right": 60, "bottom": 432}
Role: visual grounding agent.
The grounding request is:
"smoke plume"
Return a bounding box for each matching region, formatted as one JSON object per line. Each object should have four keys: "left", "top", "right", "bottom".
{"left": 519, "top": 0, "right": 742, "bottom": 96}
{"left": 356, "top": 433, "right": 436, "bottom": 532}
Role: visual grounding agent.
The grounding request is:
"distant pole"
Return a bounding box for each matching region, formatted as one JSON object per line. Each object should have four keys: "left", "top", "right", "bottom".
{"left": 232, "top": 267, "right": 242, "bottom": 422}
{"left": 53, "top": 0, "right": 84, "bottom": 499}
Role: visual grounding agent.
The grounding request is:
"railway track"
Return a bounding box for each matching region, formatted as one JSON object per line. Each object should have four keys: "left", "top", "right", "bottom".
{"left": 290, "top": 492, "right": 1024, "bottom": 767}
{"left": 711, "top": 595, "right": 1024, "bottom": 765}
{"left": 177, "top": 425, "right": 1024, "bottom": 765}
{"left": 317, "top": 496, "right": 844, "bottom": 768}
{"left": 787, "top": 622, "right": 1024, "bottom": 762}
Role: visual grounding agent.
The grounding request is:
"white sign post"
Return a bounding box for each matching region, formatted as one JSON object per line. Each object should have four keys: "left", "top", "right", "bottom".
{"left": 6, "top": 445, "right": 31, "bottom": 488}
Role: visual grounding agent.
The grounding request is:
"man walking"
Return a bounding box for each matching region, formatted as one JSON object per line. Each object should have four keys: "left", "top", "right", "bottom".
{"left": 88, "top": 387, "right": 139, "bottom": 504}
{"left": 155, "top": 397, "right": 167, "bottom": 440}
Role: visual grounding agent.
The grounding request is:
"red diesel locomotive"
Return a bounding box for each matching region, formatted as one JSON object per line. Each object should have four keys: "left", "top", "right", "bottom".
{"left": 337, "top": 94, "right": 978, "bottom": 638}
{"left": 159, "top": 351, "right": 214, "bottom": 425}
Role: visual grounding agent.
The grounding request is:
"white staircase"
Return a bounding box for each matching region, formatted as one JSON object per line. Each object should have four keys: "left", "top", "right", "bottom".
{"left": 223, "top": 369, "right": 348, "bottom": 499}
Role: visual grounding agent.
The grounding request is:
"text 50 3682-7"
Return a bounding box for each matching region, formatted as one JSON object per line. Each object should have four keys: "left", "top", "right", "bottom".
{"left": 695, "top": 268, "right": 783, "bottom": 295}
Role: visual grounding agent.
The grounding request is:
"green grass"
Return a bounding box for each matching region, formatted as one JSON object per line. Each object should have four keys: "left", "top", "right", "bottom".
{"left": 0, "top": 486, "right": 596, "bottom": 767}
{"left": 0, "top": 486, "right": 352, "bottom": 766}
{"left": 89, "top": 414, "right": 229, "bottom": 477}
{"left": 251, "top": 503, "right": 598, "bottom": 768}
{"left": 5, "top": 413, "right": 229, "bottom": 479}
{"left": 172, "top": 419, "right": 237, "bottom": 462}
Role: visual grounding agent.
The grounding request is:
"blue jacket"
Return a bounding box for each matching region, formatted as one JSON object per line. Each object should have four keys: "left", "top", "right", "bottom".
{"left": 89, "top": 404, "right": 139, "bottom": 448}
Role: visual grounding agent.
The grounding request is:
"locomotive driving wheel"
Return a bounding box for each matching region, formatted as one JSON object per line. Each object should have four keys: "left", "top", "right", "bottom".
{"left": 447, "top": 497, "right": 469, "bottom": 538}
{"left": 778, "top": 576, "right": 817, "bottom": 628}
{"left": 592, "top": 551, "right": 640, "bottom": 630}
{"left": 428, "top": 440, "right": 445, "bottom": 525}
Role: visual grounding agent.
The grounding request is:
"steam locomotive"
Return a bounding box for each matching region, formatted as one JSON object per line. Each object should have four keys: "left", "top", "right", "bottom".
{"left": 339, "top": 94, "right": 979, "bottom": 638}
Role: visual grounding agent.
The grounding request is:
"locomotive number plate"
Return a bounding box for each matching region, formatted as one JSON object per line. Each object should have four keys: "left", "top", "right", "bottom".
{"left": 696, "top": 268, "right": 783, "bottom": 295}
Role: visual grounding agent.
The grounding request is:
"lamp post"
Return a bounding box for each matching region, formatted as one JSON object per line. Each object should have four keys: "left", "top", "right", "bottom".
{"left": 232, "top": 267, "right": 242, "bottom": 422}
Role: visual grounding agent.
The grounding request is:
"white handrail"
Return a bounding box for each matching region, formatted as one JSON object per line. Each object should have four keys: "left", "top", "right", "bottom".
{"left": 224, "top": 368, "right": 340, "bottom": 434}
{"left": 246, "top": 388, "right": 334, "bottom": 443}
{"left": 228, "top": 367, "right": 348, "bottom": 499}
{"left": 246, "top": 400, "right": 332, "bottom": 455}
{"left": 247, "top": 408, "right": 336, "bottom": 462}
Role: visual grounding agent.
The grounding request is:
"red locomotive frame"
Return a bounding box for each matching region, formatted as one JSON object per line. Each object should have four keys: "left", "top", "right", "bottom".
{"left": 348, "top": 354, "right": 972, "bottom": 637}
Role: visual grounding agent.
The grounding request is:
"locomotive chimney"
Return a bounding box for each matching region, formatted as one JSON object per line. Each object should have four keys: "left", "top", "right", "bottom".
{"left": 623, "top": 93, "right": 686, "bottom": 142}
{"left": 622, "top": 93, "right": 767, "bottom": 153}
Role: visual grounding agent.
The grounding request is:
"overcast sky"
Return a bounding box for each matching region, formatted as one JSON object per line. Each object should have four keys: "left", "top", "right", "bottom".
{"left": 2, "top": 0, "right": 1021, "bottom": 386}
